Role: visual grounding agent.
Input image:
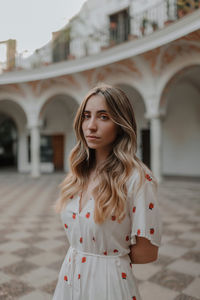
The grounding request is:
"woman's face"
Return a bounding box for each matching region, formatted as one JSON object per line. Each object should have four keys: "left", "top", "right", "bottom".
{"left": 82, "top": 94, "right": 118, "bottom": 152}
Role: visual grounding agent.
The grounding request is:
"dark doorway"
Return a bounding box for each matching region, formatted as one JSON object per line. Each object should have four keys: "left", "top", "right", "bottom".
{"left": 52, "top": 134, "right": 64, "bottom": 170}
{"left": 141, "top": 128, "right": 151, "bottom": 169}
{"left": 0, "top": 116, "right": 17, "bottom": 167}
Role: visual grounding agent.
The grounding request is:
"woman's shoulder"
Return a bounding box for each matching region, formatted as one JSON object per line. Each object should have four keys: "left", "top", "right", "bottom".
{"left": 126, "top": 163, "right": 157, "bottom": 196}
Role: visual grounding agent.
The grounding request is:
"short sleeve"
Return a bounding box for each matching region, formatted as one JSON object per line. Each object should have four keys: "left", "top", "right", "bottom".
{"left": 127, "top": 170, "right": 162, "bottom": 247}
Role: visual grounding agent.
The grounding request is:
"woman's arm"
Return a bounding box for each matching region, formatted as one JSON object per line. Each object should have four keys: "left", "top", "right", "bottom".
{"left": 129, "top": 236, "right": 158, "bottom": 264}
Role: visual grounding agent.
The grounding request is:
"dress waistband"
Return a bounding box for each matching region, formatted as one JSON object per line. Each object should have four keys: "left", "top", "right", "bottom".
{"left": 64, "top": 246, "right": 130, "bottom": 289}
{"left": 69, "top": 246, "right": 127, "bottom": 258}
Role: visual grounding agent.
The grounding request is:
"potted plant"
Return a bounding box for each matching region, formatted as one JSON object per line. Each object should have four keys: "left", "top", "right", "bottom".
{"left": 140, "top": 18, "right": 148, "bottom": 35}
{"left": 151, "top": 21, "right": 158, "bottom": 31}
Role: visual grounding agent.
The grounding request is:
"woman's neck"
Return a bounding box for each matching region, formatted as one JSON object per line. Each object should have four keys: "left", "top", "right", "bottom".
{"left": 95, "top": 147, "right": 111, "bottom": 168}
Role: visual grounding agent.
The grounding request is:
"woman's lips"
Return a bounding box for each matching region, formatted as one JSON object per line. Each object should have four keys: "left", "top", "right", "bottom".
{"left": 86, "top": 136, "right": 100, "bottom": 140}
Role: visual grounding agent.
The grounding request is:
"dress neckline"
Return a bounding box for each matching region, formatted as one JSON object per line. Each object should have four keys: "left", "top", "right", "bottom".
{"left": 78, "top": 193, "right": 93, "bottom": 214}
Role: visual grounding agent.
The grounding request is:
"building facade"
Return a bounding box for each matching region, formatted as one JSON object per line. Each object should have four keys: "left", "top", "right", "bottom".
{"left": 0, "top": 0, "right": 200, "bottom": 181}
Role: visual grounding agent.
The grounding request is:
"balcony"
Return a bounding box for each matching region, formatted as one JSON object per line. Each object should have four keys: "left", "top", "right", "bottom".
{"left": 0, "top": 0, "right": 200, "bottom": 80}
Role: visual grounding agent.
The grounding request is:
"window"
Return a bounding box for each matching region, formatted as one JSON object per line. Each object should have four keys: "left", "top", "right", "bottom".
{"left": 109, "top": 8, "right": 130, "bottom": 44}
{"left": 52, "top": 28, "right": 70, "bottom": 62}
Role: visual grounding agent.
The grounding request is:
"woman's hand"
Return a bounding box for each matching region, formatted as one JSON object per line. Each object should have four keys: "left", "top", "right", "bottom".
{"left": 129, "top": 236, "right": 158, "bottom": 264}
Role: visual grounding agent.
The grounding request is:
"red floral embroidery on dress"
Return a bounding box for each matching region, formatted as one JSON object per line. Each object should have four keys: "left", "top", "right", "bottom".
{"left": 69, "top": 258, "right": 71, "bottom": 262}
{"left": 80, "top": 237, "right": 83, "bottom": 243}
{"left": 104, "top": 251, "right": 107, "bottom": 255}
{"left": 113, "top": 249, "right": 118, "bottom": 253}
{"left": 78, "top": 274, "right": 81, "bottom": 279}
{"left": 132, "top": 206, "right": 136, "bottom": 213}
{"left": 132, "top": 297, "right": 136, "bottom": 300}
{"left": 72, "top": 213, "right": 76, "bottom": 219}
{"left": 150, "top": 228, "right": 154, "bottom": 234}
{"left": 149, "top": 202, "right": 154, "bottom": 210}
{"left": 64, "top": 224, "right": 68, "bottom": 229}
{"left": 82, "top": 257, "right": 86, "bottom": 263}
{"left": 64, "top": 275, "right": 68, "bottom": 281}
{"left": 145, "top": 174, "right": 152, "bottom": 181}
{"left": 111, "top": 216, "right": 116, "bottom": 221}
{"left": 86, "top": 212, "right": 90, "bottom": 218}
{"left": 70, "top": 195, "right": 74, "bottom": 199}
{"left": 126, "top": 235, "right": 130, "bottom": 241}
{"left": 137, "top": 229, "right": 141, "bottom": 235}
{"left": 122, "top": 272, "right": 127, "bottom": 279}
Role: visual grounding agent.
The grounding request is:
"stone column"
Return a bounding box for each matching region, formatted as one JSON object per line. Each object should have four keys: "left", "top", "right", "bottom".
{"left": 18, "top": 130, "right": 28, "bottom": 172}
{"left": 30, "top": 124, "right": 40, "bottom": 178}
{"left": 149, "top": 114, "right": 162, "bottom": 182}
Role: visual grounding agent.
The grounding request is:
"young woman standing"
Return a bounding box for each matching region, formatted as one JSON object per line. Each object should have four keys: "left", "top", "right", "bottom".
{"left": 53, "top": 84, "right": 162, "bottom": 300}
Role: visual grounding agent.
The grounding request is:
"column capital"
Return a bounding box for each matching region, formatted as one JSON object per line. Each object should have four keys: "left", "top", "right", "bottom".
{"left": 27, "top": 120, "right": 42, "bottom": 130}
{"left": 144, "top": 111, "right": 165, "bottom": 120}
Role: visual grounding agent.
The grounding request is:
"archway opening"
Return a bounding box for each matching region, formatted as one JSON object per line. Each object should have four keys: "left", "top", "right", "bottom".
{"left": 39, "top": 94, "right": 79, "bottom": 172}
{"left": 0, "top": 114, "right": 17, "bottom": 168}
{"left": 161, "top": 65, "right": 200, "bottom": 179}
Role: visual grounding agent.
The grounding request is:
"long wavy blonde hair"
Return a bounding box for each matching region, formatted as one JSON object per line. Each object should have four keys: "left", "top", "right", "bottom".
{"left": 55, "top": 84, "right": 155, "bottom": 223}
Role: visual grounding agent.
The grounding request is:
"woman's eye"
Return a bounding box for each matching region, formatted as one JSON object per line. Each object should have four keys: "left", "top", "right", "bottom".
{"left": 83, "top": 114, "right": 90, "bottom": 119}
{"left": 100, "top": 115, "right": 108, "bottom": 120}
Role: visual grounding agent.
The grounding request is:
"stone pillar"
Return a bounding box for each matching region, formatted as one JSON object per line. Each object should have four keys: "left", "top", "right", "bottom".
{"left": 18, "top": 130, "right": 28, "bottom": 172}
{"left": 149, "top": 114, "right": 162, "bottom": 182}
{"left": 30, "top": 125, "right": 40, "bottom": 178}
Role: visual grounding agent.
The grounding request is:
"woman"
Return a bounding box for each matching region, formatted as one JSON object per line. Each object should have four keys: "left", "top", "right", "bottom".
{"left": 53, "top": 84, "right": 162, "bottom": 300}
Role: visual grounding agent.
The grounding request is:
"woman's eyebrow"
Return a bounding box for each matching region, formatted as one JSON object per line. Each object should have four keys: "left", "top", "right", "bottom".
{"left": 83, "top": 110, "right": 108, "bottom": 113}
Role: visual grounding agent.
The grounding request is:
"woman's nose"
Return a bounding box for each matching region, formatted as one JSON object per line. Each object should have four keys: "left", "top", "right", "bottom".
{"left": 88, "top": 117, "right": 97, "bottom": 130}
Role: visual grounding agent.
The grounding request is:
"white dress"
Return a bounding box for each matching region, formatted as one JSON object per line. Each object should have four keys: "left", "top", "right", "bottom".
{"left": 53, "top": 169, "right": 162, "bottom": 300}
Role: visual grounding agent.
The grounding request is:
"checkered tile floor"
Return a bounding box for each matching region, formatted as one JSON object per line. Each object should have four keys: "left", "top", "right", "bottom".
{"left": 0, "top": 172, "right": 199, "bottom": 300}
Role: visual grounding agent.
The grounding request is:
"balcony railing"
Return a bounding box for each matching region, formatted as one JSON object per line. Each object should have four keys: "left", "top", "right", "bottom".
{"left": 0, "top": 0, "right": 199, "bottom": 73}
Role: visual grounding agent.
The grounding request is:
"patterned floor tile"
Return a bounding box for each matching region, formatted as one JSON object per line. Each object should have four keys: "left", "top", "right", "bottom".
{"left": 166, "top": 259, "right": 200, "bottom": 276}
{"left": 182, "top": 251, "right": 200, "bottom": 263}
{"left": 52, "top": 244, "right": 69, "bottom": 256}
{"left": 0, "top": 254, "right": 21, "bottom": 268}
{"left": 133, "top": 263, "right": 162, "bottom": 280}
{"left": 21, "top": 235, "right": 45, "bottom": 245}
{"left": 0, "top": 241, "right": 27, "bottom": 253}
{"left": 154, "top": 254, "right": 175, "bottom": 267}
{"left": 19, "top": 290, "right": 52, "bottom": 300}
{"left": 47, "top": 260, "right": 63, "bottom": 272}
{"left": 11, "top": 246, "right": 44, "bottom": 258}
{"left": 2, "top": 260, "right": 38, "bottom": 276}
{"left": 0, "top": 173, "right": 199, "bottom": 299}
{"left": 0, "top": 280, "right": 34, "bottom": 300}
{"left": 178, "top": 232, "right": 200, "bottom": 242}
{"left": 40, "top": 280, "right": 58, "bottom": 295}
{"left": 0, "top": 237, "right": 9, "bottom": 245}
{"left": 182, "top": 277, "right": 200, "bottom": 299}
{"left": 174, "top": 294, "right": 199, "bottom": 300}
{"left": 138, "top": 281, "right": 179, "bottom": 300}
{"left": 0, "top": 272, "right": 11, "bottom": 285}
{"left": 26, "top": 252, "right": 61, "bottom": 267}
{"left": 54, "top": 234, "right": 66, "bottom": 242}
{"left": 34, "top": 239, "right": 64, "bottom": 251}
{"left": 168, "top": 238, "right": 196, "bottom": 249}
{"left": 20, "top": 267, "right": 57, "bottom": 288}
{"left": 159, "top": 244, "right": 189, "bottom": 259}
{"left": 5, "top": 232, "right": 31, "bottom": 240}
{"left": 149, "top": 269, "right": 195, "bottom": 292}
